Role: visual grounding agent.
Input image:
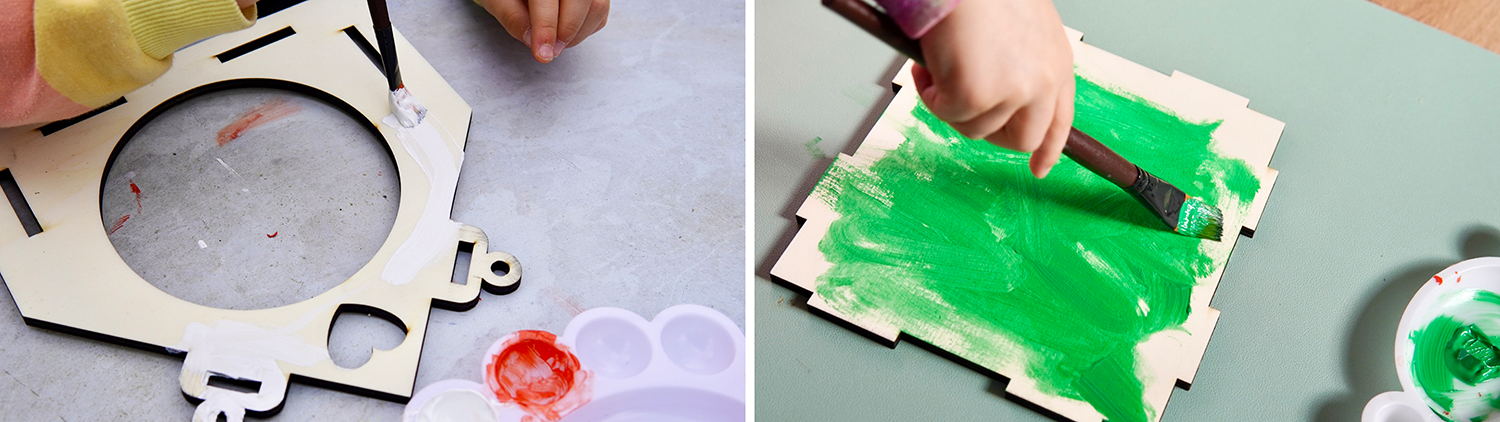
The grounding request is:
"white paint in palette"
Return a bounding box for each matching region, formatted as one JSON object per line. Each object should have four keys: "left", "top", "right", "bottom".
{"left": 379, "top": 95, "right": 462, "bottom": 285}
{"left": 412, "top": 389, "right": 499, "bottom": 422}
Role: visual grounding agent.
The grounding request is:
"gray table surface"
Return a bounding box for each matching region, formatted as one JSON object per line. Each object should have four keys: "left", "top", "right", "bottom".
{"left": 755, "top": 0, "right": 1500, "bottom": 420}
{"left": 0, "top": 0, "right": 744, "bottom": 419}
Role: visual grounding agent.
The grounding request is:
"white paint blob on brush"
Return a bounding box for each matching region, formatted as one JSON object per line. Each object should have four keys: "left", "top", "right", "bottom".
{"left": 390, "top": 87, "right": 428, "bottom": 128}
{"left": 380, "top": 91, "right": 462, "bottom": 285}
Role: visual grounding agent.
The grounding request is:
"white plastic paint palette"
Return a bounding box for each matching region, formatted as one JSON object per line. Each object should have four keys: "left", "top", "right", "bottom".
{"left": 404, "top": 305, "right": 745, "bottom": 422}
{"left": 1365, "top": 257, "right": 1500, "bottom": 422}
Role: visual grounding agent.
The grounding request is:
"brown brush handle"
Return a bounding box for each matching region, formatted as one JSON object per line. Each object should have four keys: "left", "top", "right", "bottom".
{"left": 1062, "top": 128, "right": 1139, "bottom": 188}
{"left": 824, "top": 0, "right": 1143, "bottom": 188}
{"left": 823, "top": 0, "right": 926, "bottom": 66}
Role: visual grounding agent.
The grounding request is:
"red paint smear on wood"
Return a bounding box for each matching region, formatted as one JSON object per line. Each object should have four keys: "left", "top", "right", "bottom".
{"left": 108, "top": 215, "right": 130, "bottom": 235}
{"left": 267, "top": 231, "right": 278, "bottom": 238}
{"left": 216, "top": 98, "right": 302, "bottom": 146}
{"left": 129, "top": 180, "right": 142, "bottom": 213}
{"left": 485, "top": 330, "right": 591, "bottom": 422}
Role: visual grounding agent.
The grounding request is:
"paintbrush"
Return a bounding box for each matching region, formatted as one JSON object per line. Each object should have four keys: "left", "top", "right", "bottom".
{"left": 367, "top": 0, "right": 427, "bottom": 127}
{"left": 822, "top": 0, "right": 1224, "bottom": 241}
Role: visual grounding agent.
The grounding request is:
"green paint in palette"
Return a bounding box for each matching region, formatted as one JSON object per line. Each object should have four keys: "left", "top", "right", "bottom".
{"left": 812, "top": 72, "right": 1260, "bottom": 422}
{"left": 1410, "top": 290, "right": 1500, "bottom": 422}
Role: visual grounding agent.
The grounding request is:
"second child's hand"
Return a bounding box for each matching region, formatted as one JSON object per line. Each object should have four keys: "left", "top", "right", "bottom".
{"left": 479, "top": 0, "right": 611, "bottom": 63}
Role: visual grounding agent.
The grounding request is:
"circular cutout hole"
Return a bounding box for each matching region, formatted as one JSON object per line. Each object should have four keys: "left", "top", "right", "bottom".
{"left": 102, "top": 86, "right": 398, "bottom": 310}
{"left": 660, "top": 313, "right": 735, "bottom": 375}
{"left": 491, "top": 260, "right": 510, "bottom": 277}
{"left": 572, "top": 317, "right": 652, "bottom": 379}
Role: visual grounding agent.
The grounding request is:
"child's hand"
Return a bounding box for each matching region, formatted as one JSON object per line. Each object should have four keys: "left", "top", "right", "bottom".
{"left": 480, "top": 0, "right": 610, "bottom": 63}
{"left": 912, "top": 0, "right": 1074, "bottom": 178}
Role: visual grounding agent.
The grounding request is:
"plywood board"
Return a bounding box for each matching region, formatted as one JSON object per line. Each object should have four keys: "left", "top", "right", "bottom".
{"left": 0, "top": 0, "right": 522, "bottom": 419}
{"left": 771, "top": 29, "right": 1284, "bottom": 422}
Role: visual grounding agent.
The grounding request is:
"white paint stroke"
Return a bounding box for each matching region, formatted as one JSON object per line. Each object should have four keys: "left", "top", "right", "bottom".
{"left": 177, "top": 320, "right": 325, "bottom": 422}
{"left": 215, "top": 157, "right": 241, "bottom": 177}
{"left": 380, "top": 104, "right": 462, "bottom": 285}
{"left": 198, "top": 240, "right": 208, "bottom": 249}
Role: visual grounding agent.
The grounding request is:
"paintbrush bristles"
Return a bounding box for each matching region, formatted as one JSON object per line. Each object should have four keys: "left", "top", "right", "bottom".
{"left": 1126, "top": 169, "right": 1224, "bottom": 241}
{"left": 1175, "top": 196, "right": 1224, "bottom": 241}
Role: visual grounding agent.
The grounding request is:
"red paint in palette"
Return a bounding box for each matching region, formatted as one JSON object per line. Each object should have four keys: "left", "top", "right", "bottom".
{"left": 485, "top": 330, "right": 591, "bottom": 422}
{"left": 216, "top": 98, "right": 302, "bottom": 146}
{"left": 1436, "top": 275, "right": 1445, "bottom": 285}
{"left": 108, "top": 215, "right": 130, "bottom": 234}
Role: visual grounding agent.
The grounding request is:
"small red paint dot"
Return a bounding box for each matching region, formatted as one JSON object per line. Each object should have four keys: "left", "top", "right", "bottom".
{"left": 1436, "top": 276, "right": 1445, "bottom": 285}
{"left": 267, "top": 231, "right": 278, "bottom": 238}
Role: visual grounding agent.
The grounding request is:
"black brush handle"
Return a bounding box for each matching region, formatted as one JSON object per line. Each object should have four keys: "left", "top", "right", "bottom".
{"left": 367, "top": 0, "right": 401, "bottom": 91}
{"left": 824, "top": 0, "right": 1142, "bottom": 189}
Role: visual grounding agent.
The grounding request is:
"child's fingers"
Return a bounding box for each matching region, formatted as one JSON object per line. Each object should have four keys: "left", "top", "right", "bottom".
{"left": 567, "top": 0, "right": 609, "bottom": 47}
{"left": 951, "top": 100, "right": 1020, "bottom": 142}
{"left": 556, "top": 0, "right": 591, "bottom": 46}
{"left": 480, "top": 0, "right": 531, "bottom": 45}
{"left": 1031, "top": 94, "right": 1072, "bottom": 179}
{"left": 911, "top": 64, "right": 937, "bottom": 108}
{"left": 528, "top": 0, "right": 562, "bottom": 62}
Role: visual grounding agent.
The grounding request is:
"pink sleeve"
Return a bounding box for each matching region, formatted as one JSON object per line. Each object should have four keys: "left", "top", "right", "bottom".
{"left": 1, "top": 0, "right": 93, "bottom": 129}
{"left": 874, "top": 0, "right": 962, "bottom": 38}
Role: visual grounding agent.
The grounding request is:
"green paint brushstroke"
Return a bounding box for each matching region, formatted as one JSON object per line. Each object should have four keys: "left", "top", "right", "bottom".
{"left": 1410, "top": 289, "right": 1500, "bottom": 422}
{"left": 805, "top": 136, "right": 826, "bottom": 158}
{"left": 812, "top": 72, "right": 1260, "bottom": 422}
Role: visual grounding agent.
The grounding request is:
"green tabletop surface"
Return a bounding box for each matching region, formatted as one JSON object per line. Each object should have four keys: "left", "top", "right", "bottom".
{"left": 753, "top": 0, "right": 1500, "bottom": 420}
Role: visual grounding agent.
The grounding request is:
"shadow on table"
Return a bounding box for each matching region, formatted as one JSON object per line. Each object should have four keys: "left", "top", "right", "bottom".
{"left": 1314, "top": 224, "right": 1500, "bottom": 421}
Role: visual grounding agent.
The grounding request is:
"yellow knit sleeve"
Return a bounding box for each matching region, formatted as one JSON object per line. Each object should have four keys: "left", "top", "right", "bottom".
{"left": 34, "top": 0, "right": 255, "bottom": 108}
